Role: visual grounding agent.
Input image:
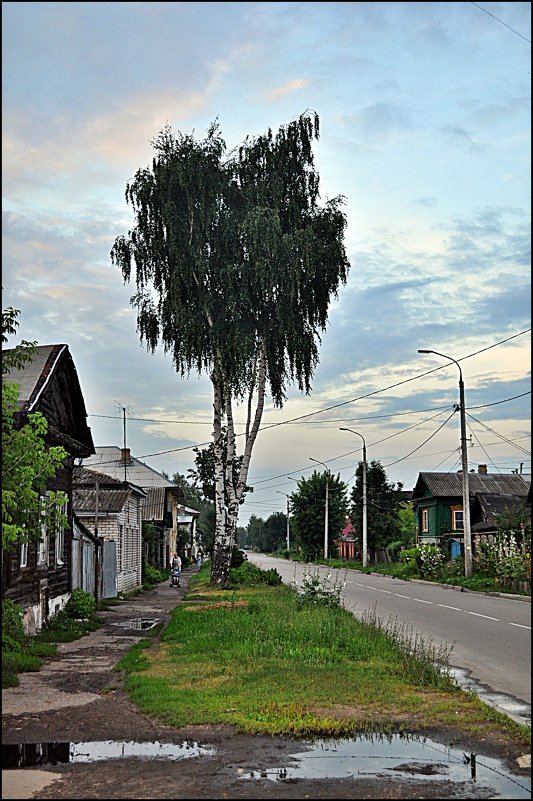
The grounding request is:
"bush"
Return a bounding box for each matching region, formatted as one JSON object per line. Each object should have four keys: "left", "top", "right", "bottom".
{"left": 64, "top": 588, "right": 96, "bottom": 620}
{"left": 230, "top": 545, "right": 246, "bottom": 569}
{"left": 417, "top": 544, "right": 445, "bottom": 580}
{"left": 2, "top": 600, "right": 25, "bottom": 651}
{"left": 296, "top": 567, "right": 346, "bottom": 608}
{"left": 228, "top": 562, "right": 282, "bottom": 587}
{"left": 143, "top": 561, "right": 164, "bottom": 586}
{"left": 398, "top": 547, "right": 421, "bottom": 576}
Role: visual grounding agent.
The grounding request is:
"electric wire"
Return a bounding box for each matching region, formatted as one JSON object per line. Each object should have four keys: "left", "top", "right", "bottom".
{"left": 470, "top": 1, "right": 531, "bottom": 44}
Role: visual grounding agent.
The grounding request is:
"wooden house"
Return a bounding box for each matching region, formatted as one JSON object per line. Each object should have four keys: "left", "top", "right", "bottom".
{"left": 2, "top": 344, "right": 94, "bottom": 633}
{"left": 412, "top": 466, "right": 530, "bottom": 558}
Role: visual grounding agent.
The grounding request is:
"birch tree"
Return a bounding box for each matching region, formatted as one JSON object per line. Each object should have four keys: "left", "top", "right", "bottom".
{"left": 111, "top": 112, "right": 349, "bottom": 585}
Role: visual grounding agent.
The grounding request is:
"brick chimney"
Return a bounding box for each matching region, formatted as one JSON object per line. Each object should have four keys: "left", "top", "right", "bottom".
{"left": 478, "top": 464, "right": 488, "bottom": 474}
{"left": 121, "top": 447, "right": 131, "bottom": 464}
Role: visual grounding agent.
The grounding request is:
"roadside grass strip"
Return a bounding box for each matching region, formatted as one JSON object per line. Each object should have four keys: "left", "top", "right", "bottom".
{"left": 118, "top": 571, "right": 531, "bottom": 748}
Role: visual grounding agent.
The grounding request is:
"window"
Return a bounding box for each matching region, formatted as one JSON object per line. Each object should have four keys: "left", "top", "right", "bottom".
{"left": 452, "top": 509, "right": 464, "bottom": 530}
{"left": 55, "top": 499, "right": 68, "bottom": 566}
{"left": 20, "top": 538, "right": 28, "bottom": 568}
{"left": 38, "top": 494, "right": 49, "bottom": 565}
{"left": 421, "top": 508, "right": 429, "bottom": 532}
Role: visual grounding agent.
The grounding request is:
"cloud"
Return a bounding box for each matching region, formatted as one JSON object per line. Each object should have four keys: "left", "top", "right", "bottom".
{"left": 441, "top": 124, "right": 485, "bottom": 153}
{"left": 265, "top": 78, "right": 310, "bottom": 103}
{"left": 337, "top": 102, "right": 412, "bottom": 144}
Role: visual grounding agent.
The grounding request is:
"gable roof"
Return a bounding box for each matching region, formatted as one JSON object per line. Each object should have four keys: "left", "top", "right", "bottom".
{"left": 413, "top": 471, "right": 530, "bottom": 500}
{"left": 471, "top": 492, "right": 528, "bottom": 532}
{"left": 82, "top": 446, "right": 199, "bottom": 516}
{"left": 72, "top": 465, "right": 146, "bottom": 515}
{"left": 4, "top": 344, "right": 94, "bottom": 457}
{"left": 83, "top": 446, "right": 179, "bottom": 487}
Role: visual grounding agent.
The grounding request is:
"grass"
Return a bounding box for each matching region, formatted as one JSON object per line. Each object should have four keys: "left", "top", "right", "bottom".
{"left": 118, "top": 564, "right": 531, "bottom": 750}
{"left": 289, "top": 555, "right": 530, "bottom": 596}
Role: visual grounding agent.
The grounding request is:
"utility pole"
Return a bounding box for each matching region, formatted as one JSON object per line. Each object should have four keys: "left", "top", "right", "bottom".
{"left": 339, "top": 428, "right": 368, "bottom": 567}
{"left": 309, "top": 457, "right": 330, "bottom": 560}
{"left": 276, "top": 492, "right": 291, "bottom": 552}
{"left": 94, "top": 481, "right": 100, "bottom": 603}
{"left": 418, "top": 349, "right": 473, "bottom": 577}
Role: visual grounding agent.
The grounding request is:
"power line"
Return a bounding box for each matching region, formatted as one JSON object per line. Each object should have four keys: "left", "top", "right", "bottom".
{"left": 382, "top": 410, "right": 457, "bottom": 468}
{"left": 470, "top": 2, "right": 531, "bottom": 44}
{"left": 465, "top": 412, "right": 531, "bottom": 456}
{"left": 88, "top": 328, "right": 531, "bottom": 464}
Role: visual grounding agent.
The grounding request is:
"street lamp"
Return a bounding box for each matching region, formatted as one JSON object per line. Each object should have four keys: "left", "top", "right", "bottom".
{"left": 339, "top": 428, "right": 368, "bottom": 568}
{"left": 418, "top": 349, "right": 472, "bottom": 577}
{"left": 309, "top": 457, "right": 330, "bottom": 559}
{"left": 276, "top": 492, "right": 291, "bottom": 551}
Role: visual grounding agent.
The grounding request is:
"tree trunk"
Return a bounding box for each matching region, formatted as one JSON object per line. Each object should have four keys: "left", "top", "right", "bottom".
{"left": 209, "top": 367, "right": 232, "bottom": 586}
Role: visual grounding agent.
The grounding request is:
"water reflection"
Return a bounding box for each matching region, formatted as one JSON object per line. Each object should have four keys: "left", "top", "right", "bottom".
{"left": 240, "top": 733, "right": 531, "bottom": 798}
{"left": 2, "top": 739, "right": 215, "bottom": 768}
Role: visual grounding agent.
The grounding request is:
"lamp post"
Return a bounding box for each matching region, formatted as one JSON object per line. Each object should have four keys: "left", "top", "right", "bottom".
{"left": 309, "top": 457, "right": 329, "bottom": 559}
{"left": 339, "top": 428, "right": 368, "bottom": 567}
{"left": 418, "top": 349, "right": 472, "bottom": 577}
{"left": 276, "top": 492, "right": 291, "bottom": 552}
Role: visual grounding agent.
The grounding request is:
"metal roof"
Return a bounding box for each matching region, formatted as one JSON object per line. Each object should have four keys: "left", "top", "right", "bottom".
{"left": 83, "top": 446, "right": 182, "bottom": 488}
{"left": 72, "top": 487, "right": 132, "bottom": 515}
{"left": 73, "top": 465, "right": 146, "bottom": 496}
{"left": 413, "top": 472, "right": 530, "bottom": 499}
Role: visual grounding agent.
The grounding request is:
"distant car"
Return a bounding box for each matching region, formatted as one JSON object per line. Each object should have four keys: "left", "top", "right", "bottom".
{"left": 238, "top": 549, "right": 248, "bottom": 561}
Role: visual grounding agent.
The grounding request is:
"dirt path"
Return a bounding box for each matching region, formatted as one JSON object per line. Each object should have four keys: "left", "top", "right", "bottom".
{"left": 2, "top": 567, "right": 530, "bottom": 799}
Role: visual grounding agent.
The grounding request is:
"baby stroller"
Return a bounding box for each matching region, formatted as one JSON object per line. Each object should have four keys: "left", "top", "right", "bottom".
{"left": 170, "top": 567, "right": 181, "bottom": 587}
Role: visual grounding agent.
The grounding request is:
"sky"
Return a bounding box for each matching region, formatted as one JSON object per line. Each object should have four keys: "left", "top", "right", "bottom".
{"left": 2, "top": 1, "right": 531, "bottom": 527}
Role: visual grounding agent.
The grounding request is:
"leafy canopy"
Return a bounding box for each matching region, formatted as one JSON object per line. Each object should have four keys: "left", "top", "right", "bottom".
{"left": 290, "top": 470, "right": 348, "bottom": 561}
{"left": 111, "top": 112, "right": 349, "bottom": 406}
{"left": 2, "top": 308, "right": 68, "bottom": 550}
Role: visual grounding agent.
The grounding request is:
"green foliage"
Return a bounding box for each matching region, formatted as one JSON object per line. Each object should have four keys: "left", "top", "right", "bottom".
{"left": 227, "top": 562, "right": 282, "bottom": 587}
{"left": 230, "top": 544, "right": 245, "bottom": 568}
{"left": 397, "top": 502, "right": 416, "bottom": 548}
{"left": 297, "top": 566, "right": 346, "bottom": 608}
{"left": 417, "top": 544, "right": 445, "bottom": 580}
{"left": 290, "top": 470, "right": 348, "bottom": 561}
{"left": 142, "top": 561, "right": 164, "bottom": 586}
{"left": 111, "top": 113, "right": 350, "bottom": 586}
{"left": 2, "top": 600, "right": 25, "bottom": 651}
{"left": 64, "top": 589, "right": 96, "bottom": 620}
{"left": 350, "top": 460, "right": 404, "bottom": 556}
{"left": 2, "top": 309, "right": 69, "bottom": 550}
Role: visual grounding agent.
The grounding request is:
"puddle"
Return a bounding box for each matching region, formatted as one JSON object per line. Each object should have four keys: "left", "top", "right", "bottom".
{"left": 109, "top": 618, "right": 159, "bottom": 630}
{"left": 450, "top": 667, "right": 531, "bottom": 728}
{"left": 2, "top": 740, "right": 215, "bottom": 768}
{"left": 240, "top": 734, "right": 531, "bottom": 798}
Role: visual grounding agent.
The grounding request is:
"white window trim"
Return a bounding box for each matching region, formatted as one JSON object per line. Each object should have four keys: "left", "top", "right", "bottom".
{"left": 421, "top": 508, "right": 429, "bottom": 533}
{"left": 38, "top": 494, "right": 50, "bottom": 565}
{"left": 20, "top": 538, "right": 28, "bottom": 568}
{"left": 453, "top": 509, "right": 464, "bottom": 530}
{"left": 55, "top": 499, "right": 68, "bottom": 566}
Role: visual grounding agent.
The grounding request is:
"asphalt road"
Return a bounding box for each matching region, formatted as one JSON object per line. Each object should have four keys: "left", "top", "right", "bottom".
{"left": 246, "top": 553, "right": 531, "bottom": 706}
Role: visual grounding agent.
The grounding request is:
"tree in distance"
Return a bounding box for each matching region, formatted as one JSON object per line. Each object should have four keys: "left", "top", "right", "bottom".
{"left": 290, "top": 470, "right": 348, "bottom": 561}
{"left": 111, "top": 112, "right": 350, "bottom": 585}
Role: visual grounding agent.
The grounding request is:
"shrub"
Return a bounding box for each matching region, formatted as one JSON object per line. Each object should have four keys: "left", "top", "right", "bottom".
{"left": 296, "top": 567, "right": 346, "bottom": 609}
{"left": 143, "top": 561, "right": 164, "bottom": 586}
{"left": 228, "top": 562, "right": 282, "bottom": 587}
{"left": 230, "top": 545, "right": 245, "bottom": 569}
{"left": 2, "top": 600, "right": 25, "bottom": 651}
{"left": 398, "top": 547, "right": 421, "bottom": 576}
{"left": 64, "top": 588, "right": 96, "bottom": 620}
{"left": 417, "top": 544, "right": 445, "bottom": 580}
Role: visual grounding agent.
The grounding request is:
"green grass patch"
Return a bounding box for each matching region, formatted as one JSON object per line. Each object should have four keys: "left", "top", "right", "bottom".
{"left": 118, "top": 574, "right": 531, "bottom": 750}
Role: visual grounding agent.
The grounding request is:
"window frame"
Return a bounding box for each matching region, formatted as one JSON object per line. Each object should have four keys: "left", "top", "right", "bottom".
{"left": 421, "top": 508, "right": 429, "bottom": 533}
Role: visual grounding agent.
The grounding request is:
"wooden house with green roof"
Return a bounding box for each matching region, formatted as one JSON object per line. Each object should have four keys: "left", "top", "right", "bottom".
{"left": 412, "top": 465, "right": 530, "bottom": 558}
